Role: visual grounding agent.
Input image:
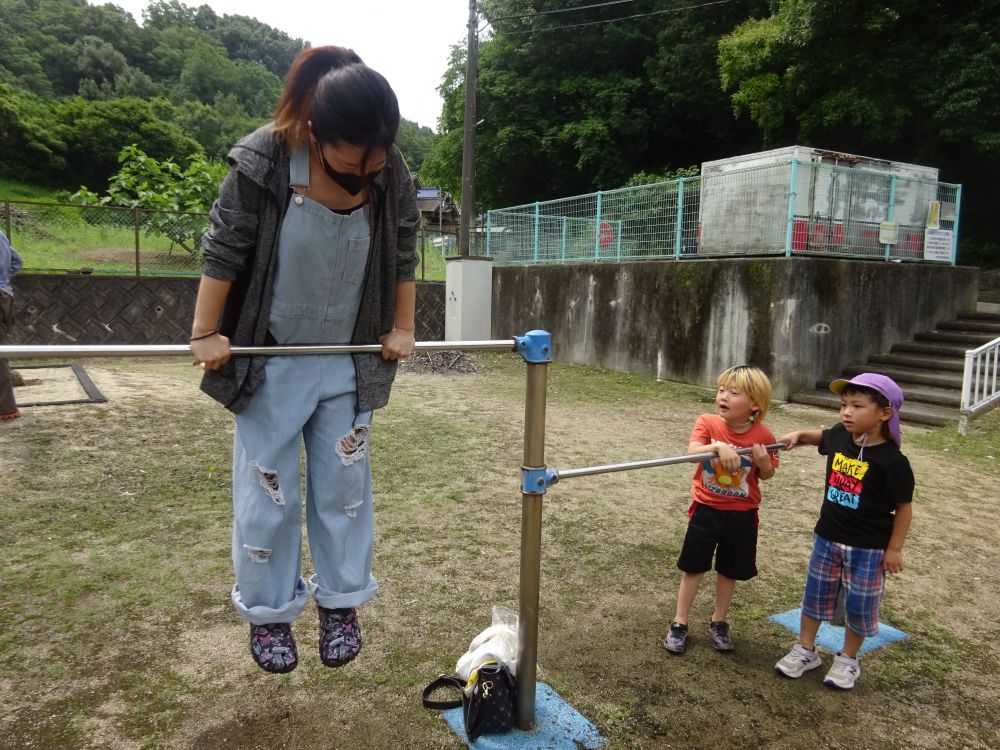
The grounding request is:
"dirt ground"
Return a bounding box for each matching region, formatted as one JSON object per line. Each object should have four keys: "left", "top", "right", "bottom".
{"left": 2, "top": 357, "right": 999, "bottom": 749}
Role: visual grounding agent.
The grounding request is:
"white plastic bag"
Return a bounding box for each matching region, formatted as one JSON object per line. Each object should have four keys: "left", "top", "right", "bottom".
{"left": 455, "top": 605, "right": 519, "bottom": 681}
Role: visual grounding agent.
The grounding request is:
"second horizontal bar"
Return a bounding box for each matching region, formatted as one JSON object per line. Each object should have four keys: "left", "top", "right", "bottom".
{"left": 553, "top": 443, "right": 787, "bottom": 482}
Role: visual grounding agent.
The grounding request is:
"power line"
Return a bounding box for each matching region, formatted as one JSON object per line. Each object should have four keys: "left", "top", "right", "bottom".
{"left": 486, "top": 0, "right": 738, "bottom": 36}
{"left": 485, "top": 0, "right": 637, "bottom": 26}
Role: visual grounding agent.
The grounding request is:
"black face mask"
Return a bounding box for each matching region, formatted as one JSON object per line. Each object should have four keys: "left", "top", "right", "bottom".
{"left": 315, "top": 142, "right": 377, "bottom": 196}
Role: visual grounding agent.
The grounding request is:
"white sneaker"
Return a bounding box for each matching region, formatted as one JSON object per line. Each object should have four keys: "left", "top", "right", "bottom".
{"left": 823, "top": 653, "right": 860, "bottom": 690}
{"left": 775, "top": 644, "right": 823, "bottom": 678}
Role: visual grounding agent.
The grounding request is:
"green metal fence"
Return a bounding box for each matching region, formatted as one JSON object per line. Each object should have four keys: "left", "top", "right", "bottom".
{"left": 486, "top": 161, "right": 962, "bottom": 265}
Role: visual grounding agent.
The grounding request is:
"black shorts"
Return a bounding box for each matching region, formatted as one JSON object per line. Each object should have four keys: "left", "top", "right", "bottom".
{"left": 676, "top": 502, "right": 759, "bottom": 581}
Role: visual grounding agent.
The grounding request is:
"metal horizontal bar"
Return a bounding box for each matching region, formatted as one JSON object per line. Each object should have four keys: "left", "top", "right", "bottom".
{"left": 553, "top": 443, "right": 786, "bottom": 482}
{"left": 0, "top": 340, "right": 518, "bottom": 359}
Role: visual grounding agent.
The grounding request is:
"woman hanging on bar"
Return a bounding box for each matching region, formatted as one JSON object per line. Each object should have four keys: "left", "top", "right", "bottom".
{"left": 189, "top": 46, "right": 420, "bottom": 673}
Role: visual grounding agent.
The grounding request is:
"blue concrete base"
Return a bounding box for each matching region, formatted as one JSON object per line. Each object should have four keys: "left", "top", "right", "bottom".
{"left": 441, "top": 682, "right": 607, "bottom": 749}
{"left": 769, "top": 608, "right": 907, "bottom": 655}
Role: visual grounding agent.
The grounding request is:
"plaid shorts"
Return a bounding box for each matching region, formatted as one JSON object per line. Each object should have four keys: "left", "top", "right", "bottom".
{"left": 802, "top": 534, "right": 885, "bottom": 637}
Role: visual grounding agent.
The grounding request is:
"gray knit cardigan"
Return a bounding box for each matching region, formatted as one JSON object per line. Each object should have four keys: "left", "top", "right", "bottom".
{"left": 198, "top": 125, "right": 420, "bottom": 414}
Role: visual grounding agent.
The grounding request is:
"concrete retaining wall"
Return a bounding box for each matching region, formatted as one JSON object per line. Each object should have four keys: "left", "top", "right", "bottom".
{"left": 492, "top": 258, "right": 979, "bottom": 399}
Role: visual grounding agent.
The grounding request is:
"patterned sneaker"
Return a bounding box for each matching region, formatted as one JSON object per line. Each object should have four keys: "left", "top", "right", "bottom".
{"left": 250, "top": 623, "right": 298, "bottom": 674}
{"left": 775, "top": 644, "right": 823, "bottom": 678}
{"left": 318, "top": 606, "right": 362, "bottom": 668}
{"left": 663, "top": 621, "right": 688, "bottom": 654}
{"left": 709, "top": 620, "right": 735, "bottom": 651}
{"left": 823, "top": 652, "right": 860, "bottom": 690}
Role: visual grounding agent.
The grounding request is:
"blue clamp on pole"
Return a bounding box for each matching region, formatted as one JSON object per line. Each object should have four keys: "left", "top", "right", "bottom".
{"left": 514, "top": 330, "right": 552, "bottom": 363}
{"left": 521, "top": 467, "right": 559, "bottom": 495}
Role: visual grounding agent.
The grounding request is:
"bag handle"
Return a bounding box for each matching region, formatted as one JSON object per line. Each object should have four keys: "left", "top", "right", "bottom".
{"left": 422, "top": 674, "right": 466, "bottom": 710}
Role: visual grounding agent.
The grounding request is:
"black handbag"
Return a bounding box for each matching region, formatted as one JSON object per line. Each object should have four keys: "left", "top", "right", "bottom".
{"left": 422, "top": 663, "right": 517, "bottom": 740}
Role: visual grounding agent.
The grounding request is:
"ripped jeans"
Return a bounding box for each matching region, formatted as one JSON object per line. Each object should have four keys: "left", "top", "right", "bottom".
{"left": 230, "top": 354, "right": 376, "bottom": 625}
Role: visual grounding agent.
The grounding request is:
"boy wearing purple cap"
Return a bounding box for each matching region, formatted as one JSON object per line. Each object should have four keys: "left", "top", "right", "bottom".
{"left": 774, "top": 373, "right": 914, "bottom": 690}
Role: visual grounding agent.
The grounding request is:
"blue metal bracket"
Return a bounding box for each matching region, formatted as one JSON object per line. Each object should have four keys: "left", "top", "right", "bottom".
{"left": 521, "top": 466, "right": 559, "bottom": 494}
{"left": 514, "top": 330, "right": 552, "bottom": 363}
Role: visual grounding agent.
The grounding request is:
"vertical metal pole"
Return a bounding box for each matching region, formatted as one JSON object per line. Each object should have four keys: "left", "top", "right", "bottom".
{"left": 133, "top": 207, "right": 141, "bottom": 277}
{"left": 884, "top": 174, "right": 896, "bottom": 261}
{"left": 485, "top": 210, "right": 492, "bottom": 257}
{"left": 594, "top": 190, "right": 602, "bottom": 259}
{"left": 674, "top": 177, "right": 685, "bottom": 259}
{"left": 518, "top": 358, "right": 547, "bottom": 730}
{"left": 458, "top": 0, "right": 478, "bottom": 256}
{"left": 616, "top": 219, "right": 622, "bottom": 260}
{"left": 784, "top": 159, "right": 800, "bottom": 257}
{"left": 951, "top": 184, "right": 963, "bottom": 265}
{"left": 560, "top": 216, "right": 567, "bottom": 263}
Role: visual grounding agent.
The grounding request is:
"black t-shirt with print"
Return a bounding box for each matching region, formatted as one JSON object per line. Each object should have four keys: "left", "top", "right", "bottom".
{"left": 814, "top": 423, "right": 915, "bottom": 549}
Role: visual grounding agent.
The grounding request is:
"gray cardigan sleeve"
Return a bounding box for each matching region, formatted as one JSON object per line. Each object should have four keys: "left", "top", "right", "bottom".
{"left": 393, "top": 151, "right": 421, "bottom": 282}
{"left": 201, "top": 168, "right": 263, "bottom": 281}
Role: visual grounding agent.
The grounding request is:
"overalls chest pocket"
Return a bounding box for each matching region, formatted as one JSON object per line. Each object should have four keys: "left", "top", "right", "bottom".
{"left": 341, "top": 236, "right": 370, "bottom": 286}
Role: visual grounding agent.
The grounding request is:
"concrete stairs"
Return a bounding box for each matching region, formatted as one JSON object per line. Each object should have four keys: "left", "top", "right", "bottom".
{"left": 789, "top": 311, "right": 1000, "bottom": 427}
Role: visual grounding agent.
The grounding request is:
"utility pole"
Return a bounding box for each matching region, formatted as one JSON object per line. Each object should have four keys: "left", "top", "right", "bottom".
{"left": 458, "top": 0, "right": 477, "bottom": 256}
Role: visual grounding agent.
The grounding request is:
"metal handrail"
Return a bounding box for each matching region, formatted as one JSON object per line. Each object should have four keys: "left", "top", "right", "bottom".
{"left": 959, "top": 334, "right": 1000, "bottom": 434}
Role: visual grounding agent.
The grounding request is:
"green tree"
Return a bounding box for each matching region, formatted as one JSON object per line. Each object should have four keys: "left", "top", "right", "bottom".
{"left": 429, "top": 0, "right": 764, "bottom": 209}
{"left": 396, "top": 118, "right": 435, "bottom": 172}
{"left": 71, "top": 144, "right": 227, "bottom": 253}
{"left": 0, "top": 84, "right": 66, "bottom": 181}
{"left": 53, "top": 96, "right": 202, "bottom": 189}
{"left": 717, "top": 0, "right": 1000, "bottom": 263}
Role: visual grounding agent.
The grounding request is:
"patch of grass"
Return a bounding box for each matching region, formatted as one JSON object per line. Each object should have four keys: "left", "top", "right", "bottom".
{"left": 872, "top": 610, "right": 969, "bottom": 688}
{"left": 908, "top": 408, "right": 1000, "bottom": 464}
{"left": 0, "top": 177, "right": 63, "bottom": 201}
{"left": 471, "top": 351, "right": 713, "bottom": 407}
{"left": 415, "top": 241, "right": 449, "bottom": 281}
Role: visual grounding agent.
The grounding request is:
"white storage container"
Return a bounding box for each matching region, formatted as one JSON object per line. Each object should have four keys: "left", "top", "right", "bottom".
{"left": 698, "top": 146, "right": 940, "bottom": 257}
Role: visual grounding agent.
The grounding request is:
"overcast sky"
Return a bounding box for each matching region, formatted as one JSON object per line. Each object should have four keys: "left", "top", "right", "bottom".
{"left": 94, "top": 0, "right": 472, "bottom": 131}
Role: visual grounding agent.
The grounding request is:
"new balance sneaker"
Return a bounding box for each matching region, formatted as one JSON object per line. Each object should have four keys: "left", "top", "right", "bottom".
{"left": 775, "top": 644, "right": 823, "bottom": 678}
{"left": 318, "top": 606, "right": 362, "bottom": 668}
{"left": 823, "top": 652, "right": 860, "bottom": 690}
{"left": 663, "top": 621, "right": 688, "bottom": 654}
{"left": 709, "top": 620, "right": 735, "bottom": 651}
{"left": 250, "top": 622, "right": 298, "bottom": 674}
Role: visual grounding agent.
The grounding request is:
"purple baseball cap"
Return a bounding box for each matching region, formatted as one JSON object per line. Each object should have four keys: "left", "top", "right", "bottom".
{"left": 829, "top": 373, "right": 904, "bottom": 445}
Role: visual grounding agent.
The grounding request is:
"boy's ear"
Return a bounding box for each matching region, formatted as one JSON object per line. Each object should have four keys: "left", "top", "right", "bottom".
{"left": 879, "top": 406, "right": 894, "bottom": 423}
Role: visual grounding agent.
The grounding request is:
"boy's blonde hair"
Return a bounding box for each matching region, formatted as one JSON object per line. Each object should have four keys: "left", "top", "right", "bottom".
{"left": 717, "top": 365, "right": 772, "bottom": 423}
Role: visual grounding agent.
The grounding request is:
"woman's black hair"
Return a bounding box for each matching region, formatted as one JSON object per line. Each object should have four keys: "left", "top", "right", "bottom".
{"left": 273, "top": 46, "right": 400, "bottom": 172}
{"left": 311, "top": 63, "right": 400, "bottom": 173}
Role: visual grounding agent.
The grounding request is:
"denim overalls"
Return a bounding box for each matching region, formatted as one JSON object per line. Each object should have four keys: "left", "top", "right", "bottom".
{"left": 230, "top": 143, "right": 377, "bottom": 625}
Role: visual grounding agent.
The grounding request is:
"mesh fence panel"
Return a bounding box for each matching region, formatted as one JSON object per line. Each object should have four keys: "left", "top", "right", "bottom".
{"left": 698, "top": 164, "right": 790, "bottom": 255}
{"left": 3, "top": 200, "right": 207, "bottom": 276}
{"left": 486, "top": 163, "right": 960, "bottom": 265}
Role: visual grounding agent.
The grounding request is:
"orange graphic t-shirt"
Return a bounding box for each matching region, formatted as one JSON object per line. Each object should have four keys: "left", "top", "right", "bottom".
{"left": 689, "top": 414, "right": 779, "bottom": 512}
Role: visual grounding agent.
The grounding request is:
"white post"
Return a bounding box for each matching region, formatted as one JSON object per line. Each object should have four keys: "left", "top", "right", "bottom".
{"left": 445, "top": 256, "right": 493, "bottom": 341}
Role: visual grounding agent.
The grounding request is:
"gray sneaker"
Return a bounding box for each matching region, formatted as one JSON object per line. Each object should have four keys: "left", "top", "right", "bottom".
{"left": 663, "top": 622, "right": 688, "bottom": 654}
{"left": 709, "top": 620, "right": 734, "bottom": 651}
{"left": 775, "top": 643, "right": 822, "bottom": 678}
{"left": 823, "top": 652, "right": 860, "bottom": 690}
